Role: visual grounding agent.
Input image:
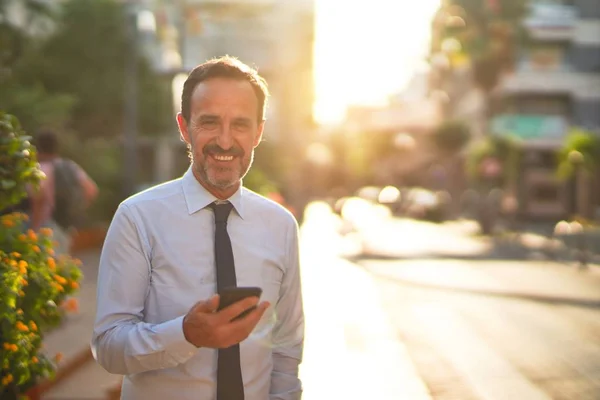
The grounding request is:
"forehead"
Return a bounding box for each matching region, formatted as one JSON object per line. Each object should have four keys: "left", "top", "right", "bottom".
{"left": 190, "top": 77, "right": 258, "bottom": 117}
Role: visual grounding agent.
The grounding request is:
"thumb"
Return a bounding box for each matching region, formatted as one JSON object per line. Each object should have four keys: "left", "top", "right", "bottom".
{"left": 206, "top": 294, "right": 220, "bottom": 311}
{"left": 192, "top": 295, "right": 220, "bottom": 314}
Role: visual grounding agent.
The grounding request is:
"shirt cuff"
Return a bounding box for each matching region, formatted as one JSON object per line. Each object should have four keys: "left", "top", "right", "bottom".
{"left": 156, "top": 315, "right": 198, "bottom": 362}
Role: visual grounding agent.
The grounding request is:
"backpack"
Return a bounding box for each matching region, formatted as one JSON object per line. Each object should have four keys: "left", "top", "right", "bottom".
{"left": 52, "top": 159, "right": 86, "bottom": 230}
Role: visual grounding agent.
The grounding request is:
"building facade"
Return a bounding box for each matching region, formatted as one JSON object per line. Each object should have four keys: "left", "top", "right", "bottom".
{"left": 493, "top": 0, "right": 600, "bottom": 219}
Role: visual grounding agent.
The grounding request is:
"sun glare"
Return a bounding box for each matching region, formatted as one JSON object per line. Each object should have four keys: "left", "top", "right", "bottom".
{"left": 314, "top": 0, "right": 441, "bottom": 125}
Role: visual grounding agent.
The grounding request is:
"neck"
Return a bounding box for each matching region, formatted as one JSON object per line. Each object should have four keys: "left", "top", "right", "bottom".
{"left": 191, "top": 168, "right": 240, "bottom": 200}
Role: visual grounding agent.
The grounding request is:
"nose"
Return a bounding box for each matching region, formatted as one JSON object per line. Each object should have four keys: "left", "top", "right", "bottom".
{"left": 216, "top": 125, "right": 234, "bottom": 150}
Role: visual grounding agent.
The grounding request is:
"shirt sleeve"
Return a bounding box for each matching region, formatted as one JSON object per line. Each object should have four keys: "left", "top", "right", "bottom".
{"left": 270, "top": 217, "right": 304, "bottom": 399}
{"left": 92, "top": 203, "right": 197, "bottom": 375}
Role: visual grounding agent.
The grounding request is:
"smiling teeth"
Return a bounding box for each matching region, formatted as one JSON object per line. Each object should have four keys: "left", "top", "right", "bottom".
{"left": 214, "top": 155, "right": 234, "bottom": 161}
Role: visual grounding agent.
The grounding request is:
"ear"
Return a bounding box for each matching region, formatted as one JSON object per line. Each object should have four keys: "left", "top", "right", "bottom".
{"left": 253, "top": 120, "right": 265, "bottom": 148}
{"left": 177, "top": 113, "right": 191, "bottom": 145}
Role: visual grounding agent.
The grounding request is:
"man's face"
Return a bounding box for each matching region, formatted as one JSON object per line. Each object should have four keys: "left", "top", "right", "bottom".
{"left": 177, "top": 77, "right": 264, "bottom": 199}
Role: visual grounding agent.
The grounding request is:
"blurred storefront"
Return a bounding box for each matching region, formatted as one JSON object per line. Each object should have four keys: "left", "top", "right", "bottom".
{"left": 493, "top": 0, "right": 600, "bottom": 220}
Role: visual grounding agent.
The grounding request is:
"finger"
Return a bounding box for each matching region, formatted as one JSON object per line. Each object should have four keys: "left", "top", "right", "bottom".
{"left": 230, "top": 301, "right": 270, "bottom": 329}
{"left": 191, "top": 295, "right": 220, "bottom": 314}
{"left": 217, "top": 296, "right": 260, "bottom": 322}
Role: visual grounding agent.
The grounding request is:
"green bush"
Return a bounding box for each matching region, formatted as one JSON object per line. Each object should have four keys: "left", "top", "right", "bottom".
{"left": 557, "top": 127, "right": 600, "bottom": 180}
{"left": 0, "top": 112, "right": 82, "bottom": 399}
{"left": 0, "top": 112, "right": 44, "bottom": 212}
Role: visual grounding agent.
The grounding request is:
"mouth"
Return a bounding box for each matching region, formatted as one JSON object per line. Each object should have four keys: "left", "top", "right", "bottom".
{"left": 210, "top": 154, "right": 235, "bottom": 162}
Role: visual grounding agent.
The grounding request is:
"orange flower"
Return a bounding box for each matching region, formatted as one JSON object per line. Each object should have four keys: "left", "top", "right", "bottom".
{"left": 29, "top": 321, "right": 38, "bottom": 331}
{"left": 54, "top": 283, "right": 64, "bottom": 292}
{"left": 63, "top": 298, "right": 79, "bottom": 313}
{"left": 39, "top": 227, "right": 53, "bottom": 237}
{"left": 48, "top": 248, "right": 55, "bottom": 256}
{"left": 27, "top": 229, "right": 38, "bottom": 241}
{"left": 1, "top": 374, "right": 13, "bottom": 385}
{"left": 18, "top": 233, "right": 27, "bottom": 241}
{"left": 47, "top": 257, "right": 56, "bottom": 270}
{"left": 70, "top": 281, "right": 79, "bottom": 290}
{"left": 54, "top": 275, "right": 67, "bottom": 285}
{"left": 11, "top": 252, "right": 21, "bottom": 258}
{"left": 18, "top": 260, "right": 27, "bottom": 274}
{"left": 32, "top": 245, "right": 41, "bottom": 253}
{"left": 18, "top": 290, "right": 25, "bottom": 297}
{"left": 16, "top": 321, "right": 29, "bottom": 332}
{"left": 3, "top": 343, "right": 11, "bottom": 350}
{"left": 20, "top": 277, "right": 28, "bottom": 286}
{"left": 32, "top": 356, "right": 39, "bottom": 364}
{"left": 10, "top": 344, "right": 17, "bottom": 352}
{"left": 54, "top": 352, "right": 64, "bottom": 363}
{"left": 9, "top": 259, "right": 17, "bottom": 268}
{"left": 16, "top": 309, "right": 23, "bottom": 315}
{"left": 2, "top": 219, "right": 15, "bottom": 228}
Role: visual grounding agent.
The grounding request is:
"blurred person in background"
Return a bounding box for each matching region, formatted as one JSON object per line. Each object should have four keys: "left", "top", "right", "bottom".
{"left": 30, "top": 129, "right": 98, "bottom": 254}
{"left": 93, "top": 56, "right": 304, "bottom": 400}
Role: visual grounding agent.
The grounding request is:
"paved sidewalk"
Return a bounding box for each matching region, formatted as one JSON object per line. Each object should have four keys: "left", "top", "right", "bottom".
{"left": 41, "top": 249, "right": 122, "bottom": 400}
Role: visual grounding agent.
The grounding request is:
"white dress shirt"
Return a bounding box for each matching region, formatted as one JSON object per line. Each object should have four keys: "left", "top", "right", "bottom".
{"left": 92, "top": 168, "right": 304, "bottom": 400}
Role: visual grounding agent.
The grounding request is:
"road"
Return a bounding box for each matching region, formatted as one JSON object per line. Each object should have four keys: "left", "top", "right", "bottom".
{"left": 300, "top": 200, "right": 600, "bottom": 400}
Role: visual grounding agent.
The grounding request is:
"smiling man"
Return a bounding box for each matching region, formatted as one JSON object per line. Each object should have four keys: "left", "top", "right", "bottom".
{"left": 93, "top": 57, "right": 304, "bottom": 400}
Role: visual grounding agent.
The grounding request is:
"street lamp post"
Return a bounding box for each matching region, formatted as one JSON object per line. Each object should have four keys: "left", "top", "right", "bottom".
{"left": 123, "top": 8, "right": 139, "bottom": 198}
{"left": 122, "top": 7, "right": 156, "bottom": 198}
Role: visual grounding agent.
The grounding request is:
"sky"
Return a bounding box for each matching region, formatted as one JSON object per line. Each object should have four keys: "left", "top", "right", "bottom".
{"left": 313, "top": 0, "right": 441, "bottom": 124}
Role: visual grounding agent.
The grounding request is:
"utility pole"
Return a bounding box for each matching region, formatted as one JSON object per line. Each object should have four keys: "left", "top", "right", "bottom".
{"left": 123, "top": 6, "right": 139, "bottom": 198}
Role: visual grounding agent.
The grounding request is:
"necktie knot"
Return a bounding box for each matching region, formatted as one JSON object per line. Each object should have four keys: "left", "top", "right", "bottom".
{"left": 210, "top": 202, "right": 233, "bottom": 224}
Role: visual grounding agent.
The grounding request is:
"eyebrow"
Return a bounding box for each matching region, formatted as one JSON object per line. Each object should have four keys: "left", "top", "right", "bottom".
{"left": 197, "top": 114, "right": 220, "bottom": 123}
{"left": 232, "top": 117, "right": 252, "bottom": 125}
{"left": 196, "top": 115, "right": 253, "bottom": 124}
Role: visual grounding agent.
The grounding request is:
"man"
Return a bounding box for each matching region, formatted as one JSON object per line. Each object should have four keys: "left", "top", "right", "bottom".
{"left": 30, "top": 129, "right": 98, "bottom": 254}
{"left": 93, "top": 56, "right": 304, "bottom": 400}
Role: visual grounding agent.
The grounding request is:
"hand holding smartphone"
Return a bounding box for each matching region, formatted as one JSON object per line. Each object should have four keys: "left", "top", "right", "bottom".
{"left": 218, "top": 286, "right": 263, "bottom": 321}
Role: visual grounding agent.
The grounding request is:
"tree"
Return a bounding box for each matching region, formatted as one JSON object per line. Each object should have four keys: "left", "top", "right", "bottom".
{"left": 440, "top": 0, "right": 526, "bottom": 92}
{"left": 0, "top": 0, "right": 75, "bottom": 132}
{"left": 18, "top": 0, "right": 172, "bottom": 140}
{"left": 557, "top": 128, "right": 600, "bottom": 180}
{"left": 466, "top": 134, "right": 521, "bottom": 187}
{"left": 432, "top": 119, "right": 471, "bottom": 156}
{"left": 431, "top": 0, "right": 527, "bottom": 120}
{"left": 557, "top": 128, "right": 600, "bottom": 219}
{"left": 3, "top": 0, "right": 176, "bottom": 222}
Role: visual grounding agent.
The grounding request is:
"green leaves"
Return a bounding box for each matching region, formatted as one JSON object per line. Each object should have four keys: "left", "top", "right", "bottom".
{"left": 432, "top": 120, "right": 472, "bottom": 155}
{"left": 0, "top": 111, "right": 42, "bottom": 212}
{"left": 557, "top": 127, "right": 600, "bottom": 180}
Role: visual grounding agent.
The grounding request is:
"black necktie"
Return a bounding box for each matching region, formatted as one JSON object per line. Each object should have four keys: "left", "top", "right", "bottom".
{"left": 210, "top": 202, "right": 244, "bottom": 400}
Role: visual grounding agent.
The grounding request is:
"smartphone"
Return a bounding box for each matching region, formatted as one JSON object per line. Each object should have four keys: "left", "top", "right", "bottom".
{"left": 217, "top": 286, "right": 263, "bottom": 321}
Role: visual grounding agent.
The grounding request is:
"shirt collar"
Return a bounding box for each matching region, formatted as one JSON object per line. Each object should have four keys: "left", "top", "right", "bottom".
{"left": 181, "top": 167, "right": 245, "bottom": 219}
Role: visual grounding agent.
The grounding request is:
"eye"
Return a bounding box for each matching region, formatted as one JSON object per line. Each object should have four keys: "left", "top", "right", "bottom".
{"left": 233, "top": 121, "right": 250, "bottom": 130}
{"left": 200, "top": 120, "right": 218, "bottom": 129}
